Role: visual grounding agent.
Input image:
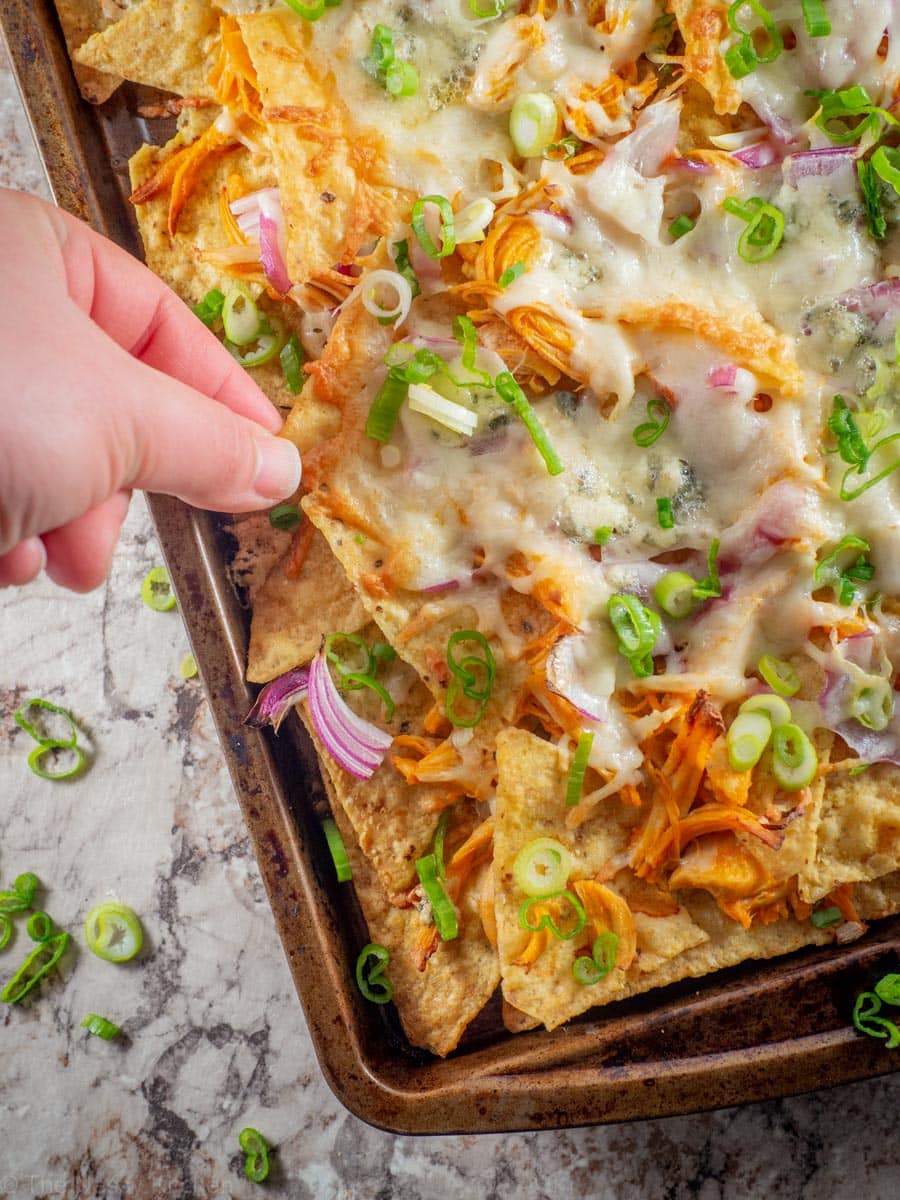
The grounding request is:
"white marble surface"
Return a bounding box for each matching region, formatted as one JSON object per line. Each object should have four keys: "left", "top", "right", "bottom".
{"left": 1, "top": 33, "right": 899, "bottom": 1200}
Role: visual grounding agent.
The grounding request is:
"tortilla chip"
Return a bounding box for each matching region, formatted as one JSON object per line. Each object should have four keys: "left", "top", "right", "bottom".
{"left": 671, "top": 0, "right": 743, "bottom": 116}
{"left": 237, "top": 10, "right": 399, "bottom": 283}
{"left": 227, "top": 510, "right": 293, "bottom": 602}
{"left": 323, "top": 774, "right": 500, "bottom": 1056}
{"left": 247, "top": 528, "right": 369, "bottom": 684}
{"left": 53, "top": 0, "right": 132, "bottom": 104}
{"left": 75, "top": 0, "right": 220, "bottom": 99}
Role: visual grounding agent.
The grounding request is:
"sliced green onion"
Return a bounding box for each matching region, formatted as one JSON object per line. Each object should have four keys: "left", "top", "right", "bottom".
{"left": 370, "top": 23, "right": 394, "bottom": 72}
{"left": 280, "top": 334, "right": 305, "bottom": 394}
{"left": 1, "top": 932, "right": 69, "bottom": 1004}
{"left": 872, "top": 145, "right": 900, "bottom": 198}
{"left": 325, "top": 633, "right": 374, "bottom": 680}
{"left": 452, "top": 315, "right": 493, "bottom": 386}
{"left": 453, "top": 197, "right": 496, "bottom": 246}
{"left": 411, "top": 195, "right": 456, "bottom": 259}
{"left": 355, "top": 942, "right": 393, "bottom": 1004}
{"left": 0, "top": 917, "right": 11, "bottom": 952}
{"left": 859, "top": 161, "right": 888, "bottom": 241}
{"left": 739, "top": 693, "right": 792, "bottom": 728}
{"left": 848, "top": 677, "right": 894, "bottom": 732}
{"left": 814, "top": 535, "right": 872, "bottom": 604}
{"left": 495, "top": 371, "right": 563, "bottom": 475}
{"left": 543, "top": 135, "right": 581, "bottom": 161}
{"left": 656, "top": 497, "right": 675, "bottom": 529}
{"left": 632, "top": 396, "right": 670, "bottom": 447}
{"left": 179, "top": 654, "right": 198, "bottom": 681}
{"left": 83, "top": 902, "right": 143, "bottom": 964}
{"left": 14, "top": 698, "right": 79, "bottom": 748}
{"left": 365, "top": 372, "right": 408, "bottom": 443}
{"left": 668, "top": 214, "right": 695, "bottom": 239}
{"left": 27, "top": 741, "right": 86, "bottom": 782}
{"left": 875, "top": 973, "right": 900, "bottom": 1005}
{"left": 445, "top": 629, "right": 495, "bottom": 727}
{"left": 809, "top": 85, "right": 889, "bottom": 145}
{"left": 322, "top": 818, "right": 352, "bottom": 882}
{"left": 371, "top": 641, "right": 397, "bottom": 669}
{"left": 239, "top": 1127, "right": 271, "bottom": 1184}
{"left": 26, "top": 911, "right": 53, "bottom": 943}
{"left": 810, "top": 906, "right": 842, "bottom": 929}
{"left": 192, "top": 288, "right": 225, "bottom": 328}
{"left": 771, "top": 723, "right": 818, "bottom": 791}
{"left": 758, "top": 654, "right": 801, "bottom": 697}
{"left": 692, "top": 539, "right": 722, "bottom": 601}
{"left": 509, "top": 92, "right": 559, "bottom": 157}
{"left": 594, "top": 526, "right": 612, "bottom": 546}
{"left": 141, "top": 566, "right": 176, "bottom": 612}
{"left": 385, "top": 60, "right": 419, "bottom": 97}
{"left": 416, "top": 853, "right": 459, "bottom": 941}
{"left": 724, "top": 196, "right": 785, "bottom": 263}
{"left": 222, "top": 284, "right": 262, "bottom": 347}
{"left": 800, "top": 0, "right": 830, "bottom": 37}
{"left": 608, "top": 593, "right": 661, "bottom": 677}
{"left": 573, "top": 931, "right": 619, "bottom": 985}
{"left": 566, "top": 732, "right": 594, "bottom": 807}
{"left": 518, "top": 891, "right": 586, "bottom": 941}
{"left": 283, "top": 0, "right": 326, "bottom": 16}
{"left": 432, "top": 811, "right": 450, "bottom": 880}
{"left": 408, "top": 383, "right": 478, "bottom": 436}
{"left": 227, "top": 323, "right": 286, "bottom": 368}
{"left": 498, "top": 261, "right": 526, "bottom": 289}
{"left": 727, "top": 710, "right": 772, "bottom": 771}
{"left": 725, "top": 0, "right": 783, "bottom": 80}
{"left": 512, "top": 837, "right": 573, "bottom": 897}
{"left": 81, "top": 1013, "right": 122, "bottom": 1040}
{"left": 468, "top": 0, "right": 505, "bottom": 16}
{"left": 0, "top": 872, "right": 40, "bottom": 914}
{"left": 852, "top": 990, "right": 900, "bottom": 1048}
{"left": 654, "top": 571, "right": 699, "bottom": 620}
{"left": 724, "top": 41, "right": 759, "bottom": 79}
{"left": 391, "top": 239, "right": 420, "bottom": 298}
{"left": 827, "top": 395, "right": 870, "bottom": 471}
{"left": 269, "top": 503, "right": 302, "bottom": 532}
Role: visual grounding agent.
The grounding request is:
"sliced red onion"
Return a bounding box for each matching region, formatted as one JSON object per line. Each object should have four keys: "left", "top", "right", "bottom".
{"left": 833, "top": 278, "right": 900, "bottom": 324}
{"left": 419, "top": 579, "right": 461, "bottom": 595}
{"left": 307, "top": 650, "right": 393, "bottom": 780}
{"left": 258, "top": 210, "right": 292, "bottom": 294}
{"left": 244, "top": 666, "right": 310, "bottom": 732}
{"left": 613, "top": 98, "right": 680, "bottom": 177}
{"left": 707, "top": 364, "right": 737, "bottom": 389}
{"left": 336, "top": 263, "right": 363, "bottom": 278}
{"left": 817, "top": 668, "right": 900, "bottom": 764}
{"left": 671, "top": 157, "right": 714, "bottom": 175}
{"left": 732, "top": 141, "right": 780, "bottom": 169}
{"left": 546, "top": 635, "right": 607, "bottom": 722}
{"left": 785, "top": 146, "right": 858, "bottom": 184}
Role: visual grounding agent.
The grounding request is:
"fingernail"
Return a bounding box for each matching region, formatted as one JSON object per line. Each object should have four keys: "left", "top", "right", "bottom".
{"left": 254, "top": 436, "right": 302, "bottom": 500}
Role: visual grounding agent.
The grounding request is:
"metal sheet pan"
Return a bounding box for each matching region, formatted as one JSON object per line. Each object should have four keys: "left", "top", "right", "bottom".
{"left": 3, "top": 0, "right": 898, "bottom": 1134}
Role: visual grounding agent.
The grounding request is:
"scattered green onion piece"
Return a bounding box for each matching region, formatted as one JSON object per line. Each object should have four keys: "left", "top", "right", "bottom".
{"left": 0, "top": 917, "right": 10, "bottom": 952}
{"left": 391, "top": 239, "right": 420, "bottom": 298}
{"left": 875, "top": 973, "right": 900, "bottom": 1005}
{"left": 365, "top": 372, "right": 408, "bottom": 443}
{"left": 543, "top": 135, "right": 581, "bottom": 161}
{"left": 800, "top": 0, "right": 830, "bottom": 37}
{"left": 518, "top": 891, "right": 586, "bottom": 941}
{"left": 572, "top": 931, "right": 619, "bottom": 985}
{"left": 222, "top": 284, "right": 263, "bottom": 347}
{"left": 566, "top": 732, "right": 595, "bottom": 807}
{"left": 0, "top": 872, "right": 40, "bottom": 915}
{"left": 1, "top": 932, "right": 70, "bottom": 1004}
{"left": 191, "top": 288, "right": 225, "bottom": 328}
{"left": 727, "top": 710, "right": 772, "bottom": 772}
{"left": 340, "top": 671, "right": 397, "bottom": 721}
{"left": 692, "top": 539, "right": 722, "bottom": 601}
{"left": 0, "top": 892, "right": 30, "bottom": 916}
{"left": 495, "top": 371, "right": 563, "bottom": 475}
{"left": 468, "top": 0, "right": 505, "bottom": 16}
{"left": 81, "top": 1013, "right": 121, "bottom": 1040}
{"left": 668, "top": 214, "right": 695, "bottom": 239}
{"left": 724, "top": 0, "right": 783, "bottom": 78}
{"left": 324, "top": 632, "right": 375, "bottom": 684}
{"left": 453, "top": 198, "right": 496, "bottom": 245}
{"left": 370, "top": 24, "right": 395, "bottom": 72}
{"left": 452, "top": 315, "right": 493, "bottom": 386}
{"left": 26, "top": 911, "right": 53, "bottom": 943}
{"left": 608, "top": 593, "right": 661, "bottom": 678}
{"left": 758, "top": 654, "right": 801, "bottom": 697}
{"left": 371, "top": 641, "right": 397, "bottom": 669}
{"left": 724, "top": 197, "right": 784, "bottom": 263}
{"left": 355, "top": 942, "right": 393, "bottom": 1004}
{"left": 179, "top": 654, "right": 199, "bottom": 681}
{"left": 810, "top": 906, "right": 842, "bottom": 929}
{"left": 809, "top": 85, "right": 889, "bottom": 146}
{"left": 238, "top": 1127, "right": 271, "bottom": 1184}
{"left": 269, "top": 503, "right": 302, "bottom": 532}
{"left": 857, "top": 162, "right": 886, "bottom": 241}
{"left": 852, "top": 990, "right": 900, "bottom": 1048}
{"left": 739, "top": 693, "right": 792, "bottom": 728}
{"left": 509, "top": 91, "right": 559, "bottom": 157}
{"left": 498, "top": 261, "right": 526, "bottom": 289}
{"left": 14, "top": 698, "right": 79, "bottom": 748}
{"left": 654, "top": 571, "right": 699, "bottom": 620}
{"left": 771, "top": 723, "right": 818, "bottom": 791}
{"left": 724, "top": 41, "right": 759, "bottom": 79}
{"left": 416, "top": 853, "right": 459, "bottom": 941}
{"left": 814, "top": 535, "right": 872, "bottom": 604}
{"left": 408, "top": 382, "right": 478, "bottom": 436}
{"left": 433, "top": 811, "right": 450, "bottom": 880}
{"left": 512, "top": 837, "right": 572, "bottom": 897}
{"left": 27, "top": 741, "right": 86, "bottom": 782}
{"left": 656, "top": 497, "right": 675, "bottom": 529}
{"left": 848, "top": 678, "right": 894, "bottom": 732}
{"left": 410, "top": 195, "right": 456, "bottom": 260}
{"left": 827, "top": 396, "right": 870, "bottom": 471}
{"left": 445, "top": 629, "right": 495, "bottom": 727}
{"left": 322, "top": 818, "right": 352, "bottom": 882}
{"left": 871, "top": 145, "right": 900, "bottom": 198}
{"left": 227, "top": 323, "right": 286, "bottom": 368}
{"left": 279, "top": 334, "right": 305, "bottom": 394}
{"left": 632, "top": 396, "right": 670, "bottom": 446}
{"left": 283, "top": 0, "right": 326, "bottom": 18}
{"left": 141, "top": 566, "right": 176, "bottom": 612}
{"left": 83, "top": 902, "right": 143, "bottom": 964}
{"left": 385, "top": 60, "right": 419, "bottom": 97}
{"left": 594, "top": 527, "right": 612, "bottom": 546}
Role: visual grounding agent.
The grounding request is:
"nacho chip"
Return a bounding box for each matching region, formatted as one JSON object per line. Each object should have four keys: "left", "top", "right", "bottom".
{"left": 53, "top": 0, "right": 132, "bottom": 104}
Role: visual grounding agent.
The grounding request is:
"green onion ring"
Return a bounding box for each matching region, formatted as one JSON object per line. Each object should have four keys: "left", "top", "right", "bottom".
{"left": 757, "top": 654, "right": 801, "bottom": 697}
{"left": 875, "top": 973, "right": 900, "bottom": 1006}
{"left": 411, "top": 195, "right": 456, "bottom": 260}
{"left": 771, "top": 723, "right": 818, "bottom": 792}
{"left": 518, "top": 891, "right": 587, "bottom": 941}
{"left": 83, "top": 902, "right": 143, "bottom": 964}
{"left": 26, "top": 911, "right": 54, "bottom": 943}
{"left": 565, "top": 732, "right": 594, "bottom": 807}
{"left": 433, "top": 811, "right": 450, "bottom": 880}
{"left": 269, "top": 503, "right": 302, "bottom": 532}
{"left": 27, "top": 741, "right": 86, "bottom": 782}
{"left": 322, "top": 818, "right": 352, "bottom": 882}
{"left": 852, "top": 990, "right": 900, "bottom": 1048}
{"left": 632, "top": 396, "right": 670, "bottom": 447}
{"left": 572, "top": 931, "right": 619, "bottom": 985}
{"left": 1, "top": 932, "right": 70, "bottom": 1004}
{"left": 81, "top": 1013, "right": 122, "bottom": 1040}
{"left": 415, "top": 853, "right": 459, "bottom": 941}
{"left": 0, "top": 916, "right": 11, "bottom": 952}
{"left": 14, "top": 698, "right": 79, "bottom": 748}
{"left": 239, "top": 1127, "right": 272, "bottom": 1183}
{"left": 512, "top": 837, "right": 572, "bottom": 897}
{"left": 355, "top": 942, "right": 393, "bottom": 1004}
{"left": 810, "top": 906, "right": 842, "bottom": 929}
{"left": 141, "top": 566, "right": 176, "bottom": 612}
{"left": 279, "top": 334, "right": 305, "bottom": 394}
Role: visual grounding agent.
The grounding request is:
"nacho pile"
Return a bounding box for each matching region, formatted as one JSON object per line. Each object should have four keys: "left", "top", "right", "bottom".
{"left": 68, "top": 0, "right": 900, "bottom": 1054}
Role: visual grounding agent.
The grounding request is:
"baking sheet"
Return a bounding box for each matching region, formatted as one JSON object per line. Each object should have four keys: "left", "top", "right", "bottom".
{"left": 3, "top": 0, "right": 898, "bottom": 1132}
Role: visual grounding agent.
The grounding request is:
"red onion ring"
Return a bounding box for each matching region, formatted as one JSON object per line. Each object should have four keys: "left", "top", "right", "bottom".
{"left": 307, "top": 651, "right": 393, "bottom": 780}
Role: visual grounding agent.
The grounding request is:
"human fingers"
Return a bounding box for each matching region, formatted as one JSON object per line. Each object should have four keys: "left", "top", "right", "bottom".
{"left": 0, "top": 537, "right": 46, "bottom": 588}
{"left": 42, "top": 490, "right": 132, "bottom": 593}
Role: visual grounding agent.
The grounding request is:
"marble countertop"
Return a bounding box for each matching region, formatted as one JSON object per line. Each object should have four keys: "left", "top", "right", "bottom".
{"left": 1, "top": 36, "right": 899, "bottom": 1200}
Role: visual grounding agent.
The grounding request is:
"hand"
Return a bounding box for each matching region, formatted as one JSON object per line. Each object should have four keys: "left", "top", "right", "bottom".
{"left": 0, "top": 188, "right": 301, "bottom": 591}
